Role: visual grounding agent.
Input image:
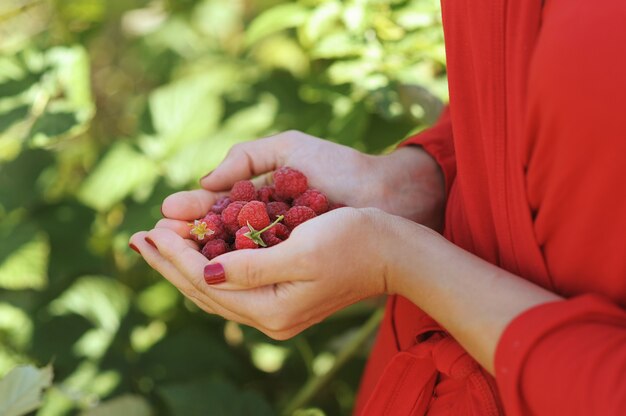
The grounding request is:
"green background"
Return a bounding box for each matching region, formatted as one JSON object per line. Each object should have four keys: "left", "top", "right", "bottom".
{"left": 0, "top": 0, "right": 446, "bottom": 414}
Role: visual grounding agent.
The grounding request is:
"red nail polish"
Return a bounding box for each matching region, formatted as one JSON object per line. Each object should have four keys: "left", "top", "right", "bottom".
{"left": 145, "top": 237, "right": 157, "bottom": 249}
{"left": 129, "top": 243, "right": 140, "bottom": 254}
{"left": 204, "top": 263, "right": 226, "bottom": 285}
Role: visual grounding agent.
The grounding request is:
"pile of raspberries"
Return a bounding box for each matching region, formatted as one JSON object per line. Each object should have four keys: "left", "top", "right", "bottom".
{"left": 190, "top": 167, "right": 344, "bottom": 260}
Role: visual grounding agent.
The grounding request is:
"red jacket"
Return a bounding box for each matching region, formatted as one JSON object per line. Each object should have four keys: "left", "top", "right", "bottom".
{"left": 355, "top": 1, "right": 626, "bottom": 414}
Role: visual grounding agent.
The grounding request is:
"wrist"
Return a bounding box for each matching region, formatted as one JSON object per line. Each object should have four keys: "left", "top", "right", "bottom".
{"left": 380, "top": 215, "right": 445, "bottom": 297}
{"left": 374, "top": 146, "right": 446, "bottom": 230}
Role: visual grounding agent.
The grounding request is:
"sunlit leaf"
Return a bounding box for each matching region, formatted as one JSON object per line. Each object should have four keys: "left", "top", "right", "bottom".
{"left": 310, "top": 33, "right": 363, "bottom": 59}
{"left": 78, "top": 143, "right": 160, "bottom": 211}
{"left": 246, "top": 3, "right": 310, "bottom": 46}
{"left": 0, "top": 365, "right": 53, "bottom": 416}
{"left": 49, "top": 275, "right": 131, "bottom": 332}
{"left": 0, "top": 303, "right": 32, "bottom": 348}
{"left": 149, "top": 75, "right": 223, "bottom": 141}
{"left": 136, "top": 281, "right": 180, "bottom": 318}
{"left": 252, "top": 35, "right": 309, "bottom": 77}
{"left": 301, "top": 1, "right": 342, "bottom": 45}
{"left": 47, "top": 45, "right": 94, "bottom": 120}
{"left": 0, "top": 231, "right": 49, "bottom": 291}
{"left": 327, "top": 60, "right": 377, "bottom": 85}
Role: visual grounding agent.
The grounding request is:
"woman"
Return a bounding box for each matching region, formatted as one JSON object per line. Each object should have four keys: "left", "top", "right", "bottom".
{"left": 130, "top": 1, "right": 626, "bottom": 414}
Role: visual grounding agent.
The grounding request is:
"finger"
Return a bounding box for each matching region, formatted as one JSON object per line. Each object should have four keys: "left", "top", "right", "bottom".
{"left": 203, "top": 241, "right": 309, "bottom": 291}
{"left": 130, "top": 231, "right": 253, "bottom": 323}
{"left": 161, "top": 189, "right": 226, "bottom": 221}
{"left": 155, "top": 218, "right": 195, "bottom": 240}
{"left": 199, "top": 134, "right": 292, "bottom": 191}
{"left": 130, "top": 231, "right": 201, "bottom": 296}
{"left": 142, "top": 228, "right": 271, "bottom": 325}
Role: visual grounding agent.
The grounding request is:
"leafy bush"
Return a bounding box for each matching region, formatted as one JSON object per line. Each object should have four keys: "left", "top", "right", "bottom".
{"left": 0, "top": 0, "right": 445, "bottom": 414}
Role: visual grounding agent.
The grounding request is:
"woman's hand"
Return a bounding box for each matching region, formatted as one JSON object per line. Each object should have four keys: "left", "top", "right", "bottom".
{"left": 132, "top": 188, "right": 560, "bottom": 371}
{"left": 194, "top": 130, "right": 445, "bottom": 229}
{"left": 130, "top": 207, "right": 394, "bottom": 340}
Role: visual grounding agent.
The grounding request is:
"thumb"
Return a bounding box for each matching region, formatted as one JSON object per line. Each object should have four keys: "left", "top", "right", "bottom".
{"left": 206, "top": 243, "right": 303, "bottom": 290}
{"left": 200, "top": 134, "right": 290, "bottom": 191}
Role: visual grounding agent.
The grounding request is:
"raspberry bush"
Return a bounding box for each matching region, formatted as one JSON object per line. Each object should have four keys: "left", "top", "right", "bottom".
{"left": 0, "top": 0, "right": 445, "bottom": 415}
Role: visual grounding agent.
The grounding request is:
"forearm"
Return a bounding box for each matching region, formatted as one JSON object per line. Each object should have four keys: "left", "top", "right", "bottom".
{"left": 383, "top": 218, "right": 561, "bottom": 373}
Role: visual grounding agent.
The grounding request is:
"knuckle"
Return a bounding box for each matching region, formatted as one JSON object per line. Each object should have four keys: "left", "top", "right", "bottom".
{"left": 241, "top": 260, "right": 263, "bottom": 288}
{"left": 227, "top": 142, "right": 245, "bottom": 157}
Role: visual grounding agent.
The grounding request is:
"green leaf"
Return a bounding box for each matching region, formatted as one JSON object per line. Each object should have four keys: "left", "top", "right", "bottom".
{"left": 162, "top": 91, "right": 277, "bottom": 186}
{"left": 78, "top": 142, "right": 160, "bottom": 211}
{"left": 252, "top": 35, "right": 309, "bottom": 77}
{"left": 301, "top": 1, "right": 342, "bottom": 45}
{"left": 0, "top": 229, "right": 49, "bottom": 291}
{"left": 0, "top": 365, "right": 53, "bottom": 416}
{"left": 149, "top": 75, "right": 223, "bottom": 140}
{"left": 0, "top": 71, "right": 43, "bottom": 97}
{"left": 327, "top": 60, "right": 377, "bottom": 85}
{"left": 159, "top": 379, "right": 275, "bottom": 416}
{"left": 0, "top": 105, "right": 29, "bottom": 133}
{"left": 46, "top": 46, "right": 94, "bottom": 119}
{"left": 310, "top": 32, "right": 363, "bottom": 59}
{"left": 28, "top": 111, "right": 77, "bottom": 144}
{"left": 246, "top": 3, "right": 310, "bottom": 46}
{"left": 0, "top": 303, "right": 32, "bottom": 348}
{"left": 80, "top": 394, "right": 152, "bottom": 416}
{"left": 49, "top": 275, "right": 131, "bottom": 332}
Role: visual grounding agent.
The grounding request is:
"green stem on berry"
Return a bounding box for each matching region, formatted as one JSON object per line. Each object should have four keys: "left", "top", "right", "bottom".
{"left": 244, "top": 215, "right": 285, "bottom": 247}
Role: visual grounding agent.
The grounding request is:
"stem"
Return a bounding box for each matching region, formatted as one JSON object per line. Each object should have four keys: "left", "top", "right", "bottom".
{"left": 282, "top": 308, "right": 384, "bottom": 415}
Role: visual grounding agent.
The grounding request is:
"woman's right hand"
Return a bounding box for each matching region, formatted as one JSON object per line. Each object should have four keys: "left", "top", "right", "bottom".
{"left": 166, "top": 130, "right": 446, "bottom": 229}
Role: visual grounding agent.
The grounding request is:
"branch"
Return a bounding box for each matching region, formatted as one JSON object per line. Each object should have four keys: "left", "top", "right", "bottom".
{"left": 282, "top": 308, "right": 384, "bottom": 415}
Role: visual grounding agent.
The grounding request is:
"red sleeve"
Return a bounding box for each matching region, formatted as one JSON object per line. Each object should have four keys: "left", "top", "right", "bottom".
{"left": 495, "top": 296, "right": 626, "bottom": 415}
{"left": 496, "top": 1, "right": 626, "bottom": 415}
{"left": 398, "top": 106, "right": 456, "bottom": 195}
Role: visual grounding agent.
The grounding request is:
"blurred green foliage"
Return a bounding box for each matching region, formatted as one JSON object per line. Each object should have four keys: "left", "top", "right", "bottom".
{"left": 0, "top": 0, "right": 446, "bottom": 414}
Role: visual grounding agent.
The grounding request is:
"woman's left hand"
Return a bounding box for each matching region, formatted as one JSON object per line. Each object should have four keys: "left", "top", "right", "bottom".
{"left": 130, "top": 207, "right": 395, "bottom": 340}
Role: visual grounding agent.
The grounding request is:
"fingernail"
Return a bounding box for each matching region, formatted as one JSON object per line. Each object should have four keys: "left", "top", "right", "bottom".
{"left": 160, "top": 205, "right": 165, "bottom": 217}
{"left": 145, "top": 237, "right": 157, "bottom": 249}
{"left": 129, "top": 243, "right": 140, "bottom": 254}
{"left": 204, "top": 263, "right": 226, "bottom": 285}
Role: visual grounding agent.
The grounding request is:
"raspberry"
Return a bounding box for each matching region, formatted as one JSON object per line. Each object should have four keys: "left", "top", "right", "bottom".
{"left": 211, "top": 196, "right": 231, "bottom": 214}
{"left": 284, "top": 206, "right": 316, "bottom": 229}
{"left": 293, "top": 189, "right": 329, "bottom": 215}
{"left": 257, "top": 186, "right": 275, "bottom": 203}
{"left": 189, "top": 213, "right": 225, "bottom": 243}
{"left": 266, "top": 201, "right": 290, "bottom": 221}
{"left": 262, "top": 223, "right": 290, "bottom": 247}
{"left": 329, "top": 202, "right": 346, "bottom": 210}
{"left": 274, "top": 167, "right": 308, "bottom": 199}
{"left": 204, "top": 212, "right": 227, "bottom": 240}
{"left": 221, "top": 201, "right": 246, "bottom": 234}
{"left": 230, "top": 180, "right": 257, "bottom": 202}
{"left": 237, "top": 201, "right": 270, "bottom": 230}
{"left": 201, "top": 239, "right": 229, "bottom": 260}
{"left": 235, "top": 226, "right": 259, "bottom": 250}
